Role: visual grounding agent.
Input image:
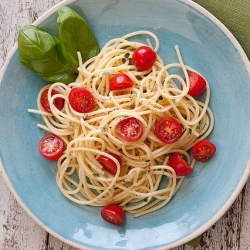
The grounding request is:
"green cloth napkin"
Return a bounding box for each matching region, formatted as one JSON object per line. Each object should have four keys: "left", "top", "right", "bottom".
{"left": 193, "top": 0, "right": 250, "bottom": 60}
{"left": 185, "top": 0, "right": 249, "bottom": 247}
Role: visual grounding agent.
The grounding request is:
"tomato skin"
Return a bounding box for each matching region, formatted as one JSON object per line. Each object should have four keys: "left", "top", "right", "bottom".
{"left": 68, "top": 87, "right": 94, "bottom": 113}
{"left": 38, "top": 134, "right": 64, "bottom": 161}
{"left": 101, "top": 204, "right": 125, "bottom": 226}
{"left": 132, "top": 46, "right": 157, "bottom": 71}
{"left": 117, "top": 117, "right": 143, "bottom": 141}
{"left": 192, "top": 140, "right": 216, "bottom": 162}
{"left": 110, "top": 74, "right": 134, "bottom": 90}
{"left": 184, "top": 72, "right": 206, "bottom": 97}
{"left": 169, "top": 153, "right": 193, "bottom": 176}
{"left": 97, "top": 152, "right": 121, "bottom": 175}
{"left": 154, "top": 117, "right": 182, "bottom": 144}
{"left": 40, "top": 89, "right": 64, "bottom": 113}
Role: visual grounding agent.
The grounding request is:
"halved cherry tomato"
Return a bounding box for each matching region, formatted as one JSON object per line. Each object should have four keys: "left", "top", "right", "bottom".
{"left": 68, "top": 87, "right": 94, "bottom": 113}
{"left": 110, "top": 73, "right": 134, "bottom": 90}
{"left": 132, "top": 46, "right": 157, "bottom": 71}
{"left": 38, "top": 134, "right": 64, "bottom": 161}
{"left": 154, "top": 117, "right": 182, "bottom": 144}
{"left": 40, "top": 89, "right": 64, "bottom": 113}
{"left": 117, "top": 117, "right": 143, "bottom": 141}
{"left": 101, "top": 204, "right": 125, "bottom": 226}
{"left": 192, "top": 140, "right": 216, "bottom": 162}
{"left": 183, "top": 72, "right": 206, "bottom": 96}
{"left": 169, "top": 152, "right": 192, "bottom": 176}
{"left": 97, "top": 152, "right": 121, "bottom": 175}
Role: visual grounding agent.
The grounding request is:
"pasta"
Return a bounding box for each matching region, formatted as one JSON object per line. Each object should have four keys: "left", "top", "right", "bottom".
{"left": 28, "top": 30, "right": 214, "bottom": 217}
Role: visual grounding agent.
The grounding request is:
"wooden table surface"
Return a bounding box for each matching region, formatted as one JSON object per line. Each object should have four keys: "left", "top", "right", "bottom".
{"left": 0, "top": 0, "right": 249, "bottom": 249}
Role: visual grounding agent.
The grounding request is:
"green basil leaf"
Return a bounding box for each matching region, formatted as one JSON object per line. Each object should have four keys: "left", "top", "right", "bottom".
{"left": 123, "top": 181, "right": 133, "bottom": 187}
{"left": 18, "top": 25, "right": 77, "bottom": 84}
{"left": 57, "top": 7, "right": 100, "bottom": 70}
{"left": 100, "top": 127, "right": 105, "bottom": 132}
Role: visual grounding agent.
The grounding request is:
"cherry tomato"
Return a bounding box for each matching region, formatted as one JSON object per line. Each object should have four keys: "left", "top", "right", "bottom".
{"left": 110, "top": 73, "right": 134, "bottom": 90}
{"left": 154, "top": 117, "right": 182, "bottom": 144}
{"left": 68, "top": 87, "right": 94, "bottom": 113}
{"left": 117, "top": 117, "right": 143, "bottom": 141}
{"left": 169, "top": 152, "right": 192, "bottom": 176}
{"left": 38, "top": 134, "right": 64, "bottom": 161}
{"left": 132, "top": 46, "right": 157, "bottom": 71}
{"left": 101, "top": 204, "right": 125, "bottom": 226}
{"left": 192, "top": 140, "right": 216, "bottom": 162}
{"left": 183, "top": 72, "right": 206, "bottom": 96}
{"left": 40, "top": 89, "right": 64, "bottom": 113}
{"left": 97, "top": 152, "right": 121, "bottom": 175}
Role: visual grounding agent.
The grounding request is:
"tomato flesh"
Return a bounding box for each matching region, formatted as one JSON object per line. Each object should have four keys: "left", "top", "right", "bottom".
{"left": 192, "top": 140, "right": 216, "bottom": 162}
{"left": 38, "top": 134, "right": 64, "bottom": 161}
{"left": 101, "top": 204, "right": 125, "bottom": 226}
{"left": 132, "top": 46, "right": 157, "bottom": 71}
{"left": 110, "top": 73, "right": 134, "bottom": 90}
{"left": 117, "top": 117, "right": 143, "bottom": 141}
{"left": 154, "top": 117, "right": 182, "bottom": 144}
{"left": 169, "top": 152, "right": 192, "bottom": 176}
{"left": 68, "top": 87, "right": 94, "bottom": 113}
{"left": 183, "top": 72, "right": 206, "bottom": 96}
{"left": 97, "top": 152, "right": 121, "bottom": 175}
{"left": 40, "top": 89, "right": 64, "bottom": 113}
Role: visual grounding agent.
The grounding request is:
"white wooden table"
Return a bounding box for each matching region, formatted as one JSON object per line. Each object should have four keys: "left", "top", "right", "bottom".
{"left": 0, "top": 1, "right": 249, "bottom": 249}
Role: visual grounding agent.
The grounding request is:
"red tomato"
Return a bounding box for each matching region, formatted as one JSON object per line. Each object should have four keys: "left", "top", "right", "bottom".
{"left": 101, "top": 204, "right": 125, "bottom": 226}
{"left": 110, "top": 73, "right": 134, "bottom": 90}
{"left": 97, "top": 152, "right": 121, "bottom": 175}
{"left": 154, "top": 117, "right": 182, "bottom": 144}
{"left": 192, "top": 140, "right": 216, "bottom": 162}
{"left": 169, "top": 152, "right": 192, "bottom": 176}
{"left": 38, "top": 134, "right": 64, "bottom": 161}
{"left": 117, "top": 117, "right": 143, "bottom": 141}
{"left": 68, "top": 87, "right": 94, "bottom": 113}
{"left": 132, "top": 46, "right": 157, "bottom": 71}
{"left": 40, "top": 89, "right": 64, "bottom": 113}
{"left": 183, "top": 72, "right": 206, "bottom": 96}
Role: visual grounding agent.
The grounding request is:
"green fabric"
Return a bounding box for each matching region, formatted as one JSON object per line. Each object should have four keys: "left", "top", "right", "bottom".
{"left": 193, "top": 0, "right": 250, "bottom": 60}
{"left": 186, "top": 234, "right": 203, "bottom": 247}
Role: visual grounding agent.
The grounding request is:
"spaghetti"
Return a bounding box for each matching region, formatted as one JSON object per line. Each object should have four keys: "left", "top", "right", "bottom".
{"left": 28, "top": 30, "right": 214, "bottom": 217}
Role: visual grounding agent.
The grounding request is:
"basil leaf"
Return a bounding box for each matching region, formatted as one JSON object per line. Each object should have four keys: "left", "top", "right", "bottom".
{"left": 123, "top": 181, "right": 133, "bottom": 187}
{"left": 18, "top": 25, "right": 77, "bottom": 84}
{"left": 100, "top": 127, "right": 105, "bottom": 132}
{"left": 57, "top": 7, "right": 100, "bottom": 70}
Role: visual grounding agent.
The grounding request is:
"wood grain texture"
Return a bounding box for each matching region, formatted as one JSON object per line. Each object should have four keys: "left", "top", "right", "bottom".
{"left": 0, "top": 175, "right": 48, "bottom": 250}
{"left": 0, "top": 1, "right": 249, "bottom": 249}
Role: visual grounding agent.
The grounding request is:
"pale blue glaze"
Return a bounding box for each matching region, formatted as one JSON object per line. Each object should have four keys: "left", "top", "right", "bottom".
{"left": 0, "top": 0, "right": 250, "bottom": 249}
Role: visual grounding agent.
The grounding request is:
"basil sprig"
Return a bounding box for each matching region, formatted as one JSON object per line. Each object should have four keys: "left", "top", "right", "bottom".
{"left": 18, "top": 7, "right": 100, "bottom": 84}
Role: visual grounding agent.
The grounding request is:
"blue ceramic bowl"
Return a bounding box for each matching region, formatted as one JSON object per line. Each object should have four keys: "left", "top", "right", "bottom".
{"left": 1, "top": 0, "right": 250, "bottom": 249}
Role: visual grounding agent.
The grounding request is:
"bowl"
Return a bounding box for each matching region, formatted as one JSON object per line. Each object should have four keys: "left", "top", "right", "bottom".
{"left": 0, "top": 0, "right": 250, "bottom": 249}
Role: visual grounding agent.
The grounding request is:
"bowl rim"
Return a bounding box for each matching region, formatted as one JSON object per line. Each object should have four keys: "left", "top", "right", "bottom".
{"left": 0, "top": 0, "right": 250, "bottom": 249}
